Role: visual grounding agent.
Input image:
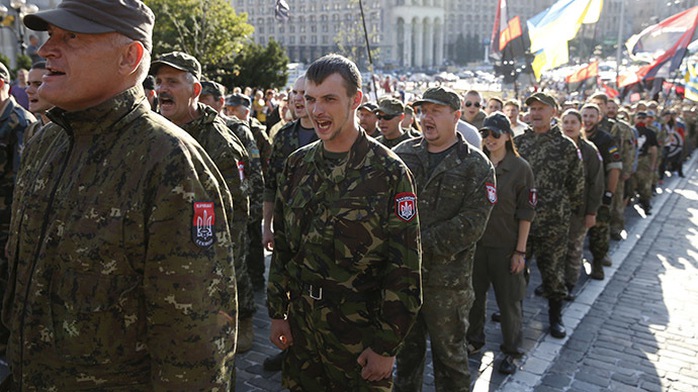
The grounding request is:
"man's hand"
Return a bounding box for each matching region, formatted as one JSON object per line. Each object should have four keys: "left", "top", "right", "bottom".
{"left": 510, "top": 253, "right": 526, "bottom": 274}
{"left": 262, "top": 225, "right": 274, "bottom": 251}
{"left": 584, "top": 214, "right": 597, "bottom": 229}
{"left": 357, "top": 347, "right": 394, "bottom": 382}
{"left": 269, "top": 319, "right": 293, "bottom": 350}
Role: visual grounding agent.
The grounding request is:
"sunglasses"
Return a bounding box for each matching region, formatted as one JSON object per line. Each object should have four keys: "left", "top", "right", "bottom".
{"left": 376, "top": 113, "right": 399, "bottom": 121}
{"left": 465, "top": 101, "right": 481, "bottom": 108}
{"left": 480, "top": 129, "right": 502, "bottom": 139}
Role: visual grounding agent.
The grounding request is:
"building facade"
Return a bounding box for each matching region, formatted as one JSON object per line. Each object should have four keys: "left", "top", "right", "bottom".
{"left": 0, "top": 0, "right": 55, "bottom": 67}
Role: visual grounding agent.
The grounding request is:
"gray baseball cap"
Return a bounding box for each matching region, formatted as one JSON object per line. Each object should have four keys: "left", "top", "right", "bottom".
{"left": 24, "top": 0, "right": 155, "bottom": 52}
{"left": 151, "top": 51, "right": 202, "bottom": 81}
{"left": 412, "top": 86, "right": 461, "bottom": 112}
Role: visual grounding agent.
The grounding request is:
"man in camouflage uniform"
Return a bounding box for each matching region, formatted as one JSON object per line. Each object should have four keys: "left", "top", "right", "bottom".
{"left": 226, "top": 93, "right": 271, "bottom": 292}
{"left": 590, "top": 93, "right": 636, "bottom": 240}
{"left": 393, "top": 86, "right": 495, "bottom": 392}
{"left": 4, "top": 1, "right": 237, "bottom": 389}
{"left": 374, "top": 97, "right": 415, "bottom": 149}
{"left": 515, "top": 92, "right": 584, "bottom": 339}
{"left": 358, "top": 101, "right": 380, "bottom": 137}
{"left": 632, "top": 112, "right": 659, "bottom": 214}
{"left": 267, "top": 54, "right": 422, "bottom": 391}
{"left": 151, "top": 51, "right": 258, "bottom": 352}
{"left": 201, "top": 82, "right": 266, "bottom": 291}
{"left": 0, "top": 61, "right": 36, "bottom": 356}
{"left": 581, "top": 104, "right": 622, "bottom": 279}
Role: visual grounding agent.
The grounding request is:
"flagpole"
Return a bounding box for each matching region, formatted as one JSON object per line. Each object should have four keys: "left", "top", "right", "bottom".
{"left": 358, "top": 0, "right": 378, "bottom": 99}
{"left": 615, "top": 0, "right": 625, "bottom": 90}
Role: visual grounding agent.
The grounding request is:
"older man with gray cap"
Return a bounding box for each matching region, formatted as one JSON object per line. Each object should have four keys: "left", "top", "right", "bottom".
{"left": 4, "top": 1, "right": 238, "bottom": 390}
{"left": 513, "top": 92, "right": 584, "bottom": 340}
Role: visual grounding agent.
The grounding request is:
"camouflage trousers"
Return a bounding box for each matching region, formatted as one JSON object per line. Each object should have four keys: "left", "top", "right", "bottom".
{"left": 588, "top": 205, "right": 611, "bottom": 261}
{"left": 633, "top": 157, "right": 654, "bottom": 205}
{"left": 528, "top": 222, "right": 569, "bottom": 301}
{"left": 565, "top": 215, "right": 589, "bottom": 287}
{"left": 283, "top": 294, "right": 391, "bottom": 391}
{"left": 467, "top": 245, "right": 526, "bottom": 356}
{"left": 233, "top": 223, "right": 256, "bottom": 318}
{"left": 395, "top": 287, "right": 474, "bottom": 392}
{"left": 610, "top": 180, "right": 626, "bottom": 235}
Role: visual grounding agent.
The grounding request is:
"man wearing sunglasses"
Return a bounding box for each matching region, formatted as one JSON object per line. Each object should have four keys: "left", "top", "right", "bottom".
{"left": 393, "top": 86, "right": 495, "bottom": 391}
{"left": 374, "top": 97, "right": 414, "bottom": 149}
{"left": 461, "top": 90, "right": 487, "bottom": 129}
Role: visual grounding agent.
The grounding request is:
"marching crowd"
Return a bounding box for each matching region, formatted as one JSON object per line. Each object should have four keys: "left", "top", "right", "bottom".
{"left": 0, "top": 0, "right": 695, "bottom": 391}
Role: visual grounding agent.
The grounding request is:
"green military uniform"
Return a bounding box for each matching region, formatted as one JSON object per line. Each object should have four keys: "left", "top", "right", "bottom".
{"left": 0, "top": 96, "right": 36, "bottom": 355}
{"left": 4, "top": 87, "right": 237, "bottom": 390}
{"left": 267, "top": 129, "right": 422, "bottom": 391}
{"left": 393, "top": 133, "right": 495, "bottom": 392}
{"left": 514, "top": 126, "right": 584, "bottom": 300}
{"left": 375, "top": 130, "right": 414, "bottom": 149}
{"left": 565, "top": 138, "right": 604, "bottom": 288}
{"left": 586, "top": 127, "right": 622, "bottom": 275}
{"left": 182, "top": 102, "right": 256, "bottom": 320}
{"left": 634, "top": 123, "right": 659, "bottom": 211}
{"left": 607, "top": 118, "right": 636, "bottom": 236}
{"left": 225, "top": 115, "right": 266, "bottom": 288}
{"left": 263, "top": 119, "right": 318, "bottom": 204}
{"left": 467, "top": 151, "right": 535, "bottom": 358}
{"left": 246, "top": 116, "right": 271, "bottom": 288}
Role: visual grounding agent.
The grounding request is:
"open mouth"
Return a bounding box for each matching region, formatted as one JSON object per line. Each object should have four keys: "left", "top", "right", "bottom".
{"left": 315, "top": 119, "right": 331, "bottom": 131}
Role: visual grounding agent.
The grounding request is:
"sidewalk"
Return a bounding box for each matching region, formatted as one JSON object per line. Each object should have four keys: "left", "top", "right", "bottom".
{"left": 238, "top": 156, "right": 698, "bottom": 392}
{"left": 499, "top": 155, "right": 698, "bottom": 392}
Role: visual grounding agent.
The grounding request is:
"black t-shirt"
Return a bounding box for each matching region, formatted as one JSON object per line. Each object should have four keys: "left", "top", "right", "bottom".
{"left": 636, "top": 125, "right": 658, "bottom": 156}
{"left": 427, "top": 142, "right": 457, "bottom": 176}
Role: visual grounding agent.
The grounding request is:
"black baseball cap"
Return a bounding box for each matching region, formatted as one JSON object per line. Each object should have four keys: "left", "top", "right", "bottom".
{"left": 201, "top": 81, "right": 225, "bottom": 99}
{"left": 480, "top": 112, "right": 513, "bottom": 136}
{"left": 24, "top": 0, "right": 155, "bottom": 52}
{"left": 359, "top": 102, "right": 378, "bottom": 112}
{"left": 226, "top": 93, "right": 251, "bottom": 108}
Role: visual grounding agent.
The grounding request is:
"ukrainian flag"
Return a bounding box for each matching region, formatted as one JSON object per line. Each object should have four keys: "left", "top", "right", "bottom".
{"left": 685, "top": 63, "right": 698, "bottom": 102}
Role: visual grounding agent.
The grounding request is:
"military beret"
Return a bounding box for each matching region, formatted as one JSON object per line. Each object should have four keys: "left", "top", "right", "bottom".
{"left": 375, "top": 97, "right": 405, "bottom": 116}
{"left": 151, "top": 51, "right": 202, "bottom": 81}
{"left": 24, "top": 0, "right": 155, "bottom": 52}
{"left": 412, "top": 86, "right": 461, "bottom": 112}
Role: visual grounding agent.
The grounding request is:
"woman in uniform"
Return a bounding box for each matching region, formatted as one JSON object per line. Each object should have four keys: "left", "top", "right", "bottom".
{"left": 466, "top": 112, "right": 535, "bottom": 375}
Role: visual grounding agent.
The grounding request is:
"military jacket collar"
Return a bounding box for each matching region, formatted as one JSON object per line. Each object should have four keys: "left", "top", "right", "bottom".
{"left": 47, "top": 86, "right": 147, "bottom": 137}
{"left": 304, "top": 127, "right": 370, "bottom": 184}
{"left": 182, "top": 102, "right": 220, "bottom": 132}
{"left": 526, "top": 124, "right": 563, "bottom": 140}
{"left": 407, "top": 132, "right": 471, "bottom": 180}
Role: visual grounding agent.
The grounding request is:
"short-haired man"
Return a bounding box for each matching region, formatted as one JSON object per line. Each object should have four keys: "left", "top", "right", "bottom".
{"left": 504, "top": 99, "right": 530, "bottom": 136}
{"left": 631, "top": 112, "right": 659, "bottom": 214}
{"left": 358, "top": 101, "right": 380, "bottom": 137}
{"left": 580, "top": 103, "right": 622, "bottom": 279}
{"left": 462, "top": 90, "right": 486, "bottom": 129}
{"left": 394, "top": 86, "right": 495, "bottom": 391}
{"left": 22, "top": 61, "right": 50, "bottom": 143}
{"left": 267, "top": 54, "right": 422, "bottom": 390}
{"left": 374, "top": 97, "right": 413, "bottom": 149}
{"left": 7, "top": 1, "right": 237, "bottom": 389}
{"left": 152, "top": 51, "right": 259, "bottom": 353}
{"left": 515, "top": 92, "right": 584, "bottom": 339}
{"left": 485, "top": 96, "right": 504, "bottom": 114}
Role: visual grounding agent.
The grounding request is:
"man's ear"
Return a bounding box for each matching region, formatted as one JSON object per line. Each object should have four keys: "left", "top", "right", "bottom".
{"left": 120, "top": 41, "right": 144, "bottom": 76}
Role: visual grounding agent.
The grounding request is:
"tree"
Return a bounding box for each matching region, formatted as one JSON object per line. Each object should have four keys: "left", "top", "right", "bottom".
{"left": 333, "top": 0, "right": 380, "bottom": 71}
{"left": 454, "top": 33, "right": 467, "bottom": 65}
{"left": 222, "top": 38, "right": 289, "bottom": 90}
{"left": 144, "top": 0, "right": 253, "bottom": 77}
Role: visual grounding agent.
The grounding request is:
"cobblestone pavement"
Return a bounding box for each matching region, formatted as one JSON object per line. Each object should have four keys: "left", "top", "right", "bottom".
{"left": 237, "top": 156, "right": 698, "bottom": 392}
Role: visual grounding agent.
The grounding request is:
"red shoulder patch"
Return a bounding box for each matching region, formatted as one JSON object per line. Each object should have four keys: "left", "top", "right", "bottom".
{"left": 486, "top": 182, "right": 497, "bottom": 204}
{"left": 395, "top": 192, "right": 417, "bottom": 222}
{"left": 193, "top": 201, "right": 216, "bottom": 248}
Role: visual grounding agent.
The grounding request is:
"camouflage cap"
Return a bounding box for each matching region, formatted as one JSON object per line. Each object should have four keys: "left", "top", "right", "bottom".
{"left": 0, "top": 62, "right": 9, "bottom": 83}
{"left": 375, "top": 97, "right": 405, "bottom": 116}
{"left": 480, "top": 111, "right": 513, "bottom": 136}
{"left": 151, "top": 51, "right": 202, "bottom": 81}
{"left": 226, "top": 93, "right": 251, "bottom": 108}
{"left": 201, "top": 81, "right": 226, "bottom": 99}
{"left": 412, "top": 86, "right": 461, "bottom": 111}
{"left": 525, "top": 92, "right": 558, "bottom": 109}
{"left": 23, "top": 0, "right": 155, "bottom": 52}
{"left": 358, "top": 102, "right": 379, "bottom": 112}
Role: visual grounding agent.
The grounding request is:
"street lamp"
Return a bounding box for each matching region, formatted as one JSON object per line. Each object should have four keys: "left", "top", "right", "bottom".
{"left": 0, "top": 0, "right": 39, "bottom": 56}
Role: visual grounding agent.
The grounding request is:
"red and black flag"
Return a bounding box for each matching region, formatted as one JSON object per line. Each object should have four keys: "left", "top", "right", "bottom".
{"left": 565, "top": 60, "right": 598, "bottom": 93}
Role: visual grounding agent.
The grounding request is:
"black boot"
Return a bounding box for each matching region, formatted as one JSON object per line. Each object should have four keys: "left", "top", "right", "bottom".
{"left": 564, "top": 284, "right": 576, "bottom": 301}
{"left": 548, "top": 299, "right": 566, "bottom": 338}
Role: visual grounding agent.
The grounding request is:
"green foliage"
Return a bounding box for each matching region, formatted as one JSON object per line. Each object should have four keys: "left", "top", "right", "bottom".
{"left": 14, "top": 54, "right": 32, "bottom": 71}
{"left": 221, "top": 38, "right": 289, "bottom": 90}
{"left": 144, "top": 0, "right": 253, "bottom": 78}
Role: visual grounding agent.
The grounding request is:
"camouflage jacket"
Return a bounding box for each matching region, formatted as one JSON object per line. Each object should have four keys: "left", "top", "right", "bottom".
{"left": 267, "top": 129, "right": 422, "bottom": 357}
{"left": 3, "top": 87, "right": 237, "bottom": 391}
{"left": 577, "top": 138, "right": 605, "bottom": 216}
{"left": 394, "top": 133, "right": 495, "bottom": 288}
{"left": 223, "top": 114, "right": 264, "bottom": 220}
{"left": 248, "top": 117, "right": 272, "bottom": 175}
{"left": 515, "top": 125, "right": 585, "bottom": 227}
{"left": 263, "top": 120, "right": 318, "bottom": 202}
{"left": 375, "top": 131, "right": 415, "bottom": 150}
{"left": 607, "top": 117, "right": 637, "bottom": 178}
{"left": 0, "top": 96, "right": 36, "bottom": 177}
